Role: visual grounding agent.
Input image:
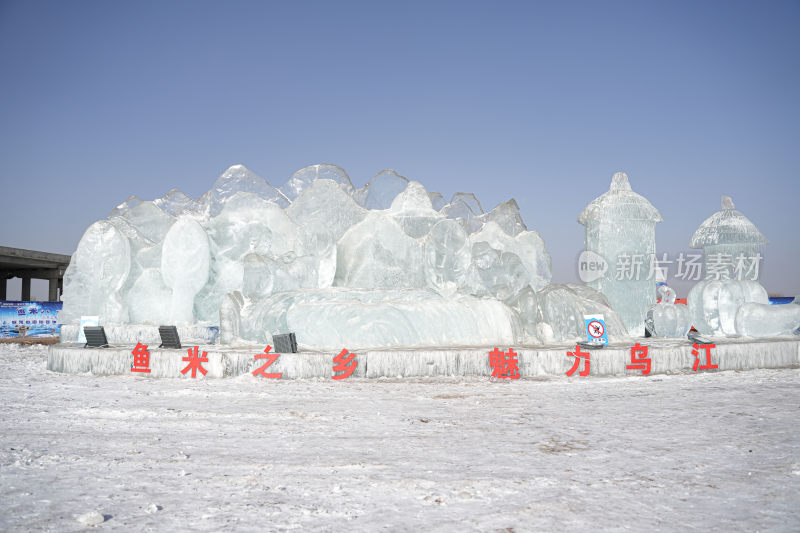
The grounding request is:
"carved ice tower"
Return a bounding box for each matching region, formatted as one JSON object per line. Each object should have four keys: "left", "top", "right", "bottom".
{"left": 689, "top": 195, "right": 767, "bottom": 281}
{"left": 578, "top": 172, "right": 662, "bottom": 335}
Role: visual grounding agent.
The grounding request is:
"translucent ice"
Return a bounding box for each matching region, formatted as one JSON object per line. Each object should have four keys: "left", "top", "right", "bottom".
{"left": 153, "top": 189, "right": 197, "bottom": 217}
{"left": 209, "top": 192, "right": 303, "bottom": 258}
{"left": 61, "top": 162, "right": 567, "bottom": 351}
{"left": 687, "top": 279, "right": 769, "bottom": 337}
{"left": 470, "top": 221, "right": 552, "bottom": 291}
{"left": 224, "top": 287, "right": 521, "bottom": 350}
{"left": 195, "top": 192, "right": 311, "bottom": 321}
{"left": 388, "top": 181, "right": 444, "bottom": 238}
{"left": 241, "top": 253, "right": 275, "bottom": 300}
{"left": 507, "top": 286, "right": 540, "bottom": 343}
{"left": 279, "top": 163, "right": 354, "bottom": 201}
{"left": 355, "top": 169, "right": 409, "bottom": 210}
{"left": 109, "top": 195, "right": 142, "bottom": 217}
{"left": 106, "top": 215, "right": 163, "bottom": 298}
{"left": 735, "top": 302, "right": 800, "bottom": 337}
{"left": 451, "top": 192, "right": 484, "bottom": 215}
{"left": 161, "top": 218, "right": 210, "bottom": 324}
{"left": 462, "top": 242, "right": 528, "bottom": 302}
{"left": 334, "top": 212, "right": 425, "bottom": 289}
{"left": 286, "top": 179, "right": 367, "bottom": 243}
{"left": 536, "top": 283, "right": 630, "bottom": 343}
{"left": 428, "top": 191, "right": 446, "bottom": 211}
{"left": 578, "top": 172, "right": 662, "bottom": 335}
{"left": 690, "top": 195, "right": 768, "bottom": 281}
{"left": 423, "top": 219, "right": 471, "bottom": 297}
{"left": 477, "top": 199, "right": 527, "bottom": 237}
{"left": 645, "top": 286, "right": 690, "bottom": 338}
{"left": 440, "top": 194, "right": 484, "bottom": 234}
{"left": 60, "top": 221, "right": 131, "bottom": 324}
{"left": 125, "top": 268, "right": 172, "bottom": 324}
{"left": 120, "top": 201, "right": 176, "bottom": 243}
{"left": 203, "top": 164, "right": 289, "bottom": 216}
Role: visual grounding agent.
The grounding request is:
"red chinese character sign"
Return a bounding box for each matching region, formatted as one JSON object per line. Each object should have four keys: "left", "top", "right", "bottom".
{"left": 332, "top": 348, "right": 357, "bottom": 380}
{"left": 566, "top": 345, "right": 590, "bottom": 377}
{"left": 252, "top": 345, "right": 282, "bottom": 379}
{"left": 627, "top": 343, "right": 651, "bottom": 375}
{"left": 181, "top": 346, "right": 208, "bottom": 378}
{"left": 692, "top": 343, "right": 718, "bottom": 371}
{"left": 488, "top": 347, "right": 520, "bottom": 379}
{"left": 131, "top": 342, "right": 151, "bottom": 373}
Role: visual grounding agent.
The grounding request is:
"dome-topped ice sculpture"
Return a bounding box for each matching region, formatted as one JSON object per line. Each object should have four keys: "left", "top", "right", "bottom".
{"left": 578, "top": 172, "right": 662, "bottom": 334}
{"left": 690, "top": 195, "right": 768, "bottom": 281}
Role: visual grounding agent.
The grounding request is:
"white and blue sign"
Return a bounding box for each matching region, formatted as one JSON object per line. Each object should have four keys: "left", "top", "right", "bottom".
{"left": 584, "top": 314, "right": 608, "bottom": 345}
{"left": 0, "top": 301, "right": 63, "bottom": 338}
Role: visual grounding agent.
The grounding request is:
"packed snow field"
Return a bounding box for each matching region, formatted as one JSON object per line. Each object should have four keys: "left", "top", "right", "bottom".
{"left": 2, "top": 344, "right": 798, "bottom": 532}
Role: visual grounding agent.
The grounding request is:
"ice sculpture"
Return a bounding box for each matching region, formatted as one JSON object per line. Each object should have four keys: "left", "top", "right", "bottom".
{"left": 153, "top": 189, "right": 196, "bottom": 217}
{"left": 688, "top": 279, "right": 800, "bottom": 338}
{"left": 469, "top": 221, "right": 551, "bottom": 292}
{"left": 354, "top": 169, "right": 409, "bottom": 210}
{"left": 61, "top": 161, "right": 620, "bottom": 350}
{"left": 423, "top": 219, "right": 471, "bottom": 297}
{"left": 388, "top": 181, "right": 444, "bottom": 238}
{"left": 462, "top": 242, "right": 528, "bottom": 302}
{"left": 645, "top": 286, "right": 690, "bottom": 338}
{"left": 478, "top": 199, "right": 527, "bottom": 237}
{"left": 280, "top": 164, "right": 354, "bottom": 202}
{"left": 334, "top": 212, "right": 425, "bottom": 289}
{"left": 440, "top": 192, "right": 484, "bottom": 233}
{"left": 578, "top": 172, "right": 662, "bottom": 335}
{"left": 60, "top": 221, "right": 131, "bottom": 323}
{"left": 735, "top": 302, "right": 800, "bottom": 337}
{"left": 535, "top": 283, "right": 630, "bottom": 343}
{"left": 109, "top": 195, "right": 142, "bottom": 217}
{"left": 200, "top": 164, "right": 290, "bottom": 216}
{"left": 161, "top": 218, "right": 210, "bottom": 324}
{"left": 126, "top": 268, "right": 171, "bottom": 324}
{"left": 222, "top": 286, "right": 520, "bottom": 350}
{"left": 687, "top": 279, "right": 768, "bottom": 336}
{"left": 428, "top": 191, "right": 446, "bottom": 211}
{"left": 690, "top": 195, "right": 768, "bottom": 280}
{"left": 285, "top": 179, "right": 366, "bottom": 242}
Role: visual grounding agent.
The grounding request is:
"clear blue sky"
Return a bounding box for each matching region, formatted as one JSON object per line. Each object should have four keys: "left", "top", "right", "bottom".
{"left": 1, "top": 0, "right": 798, "bottom": 299}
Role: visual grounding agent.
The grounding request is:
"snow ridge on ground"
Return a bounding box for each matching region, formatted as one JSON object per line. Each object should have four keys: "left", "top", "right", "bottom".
{"left": 1, "top": 344, "right": 798, "bottom": 532}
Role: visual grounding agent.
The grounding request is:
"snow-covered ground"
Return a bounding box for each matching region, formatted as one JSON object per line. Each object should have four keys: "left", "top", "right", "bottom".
{"left": 1, "top": 343, "right": 798, "bottom": 532}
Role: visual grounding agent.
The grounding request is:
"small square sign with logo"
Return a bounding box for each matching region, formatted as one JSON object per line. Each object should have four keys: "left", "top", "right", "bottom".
{"left": 584, "top": 314, "right": 608, "bottom": 345}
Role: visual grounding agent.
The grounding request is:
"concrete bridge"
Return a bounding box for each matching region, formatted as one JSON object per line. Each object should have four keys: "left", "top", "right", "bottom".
{"left": 0, "top": 246, "right": 71, "bottom": 301}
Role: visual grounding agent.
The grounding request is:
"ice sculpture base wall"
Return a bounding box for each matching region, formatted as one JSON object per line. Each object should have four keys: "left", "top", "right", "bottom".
{"left": 48, "top": 337, "right": 799, "bottom": 379}
{"left": 59, "top": 324, "right": 220, "bottom": 345}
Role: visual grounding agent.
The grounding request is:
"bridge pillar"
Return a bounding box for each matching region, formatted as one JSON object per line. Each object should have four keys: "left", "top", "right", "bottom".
{"left": 49, "top": 278, "right": 59, "bottom": 302}
{"left": 21, "top": 276, "right": 31, "bottom": 301}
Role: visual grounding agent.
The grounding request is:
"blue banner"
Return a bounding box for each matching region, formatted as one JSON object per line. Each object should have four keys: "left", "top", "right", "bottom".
{"left": 0, "top": 301, "right": 62, "bottom": 338}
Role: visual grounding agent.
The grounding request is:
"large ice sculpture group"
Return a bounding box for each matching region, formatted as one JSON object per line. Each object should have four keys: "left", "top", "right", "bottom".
{"left": 62, "top": 164, "right": 625, "bottom": 349}
{"left": 60, "top": 165, "right": 798, "bottom": 348}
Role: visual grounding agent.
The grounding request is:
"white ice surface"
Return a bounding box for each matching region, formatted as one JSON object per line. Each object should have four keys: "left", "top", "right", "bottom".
{"left": 2, "top": 343, "right": 799, "bottom": 531}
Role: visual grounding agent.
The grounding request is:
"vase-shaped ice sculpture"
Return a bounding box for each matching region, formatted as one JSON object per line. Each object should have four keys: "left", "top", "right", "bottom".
{"left": 578, "top": 172, "right": 662, "bottom": 335}
{"left": 690, "top": 196, "right": 768, "bottom": 281}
